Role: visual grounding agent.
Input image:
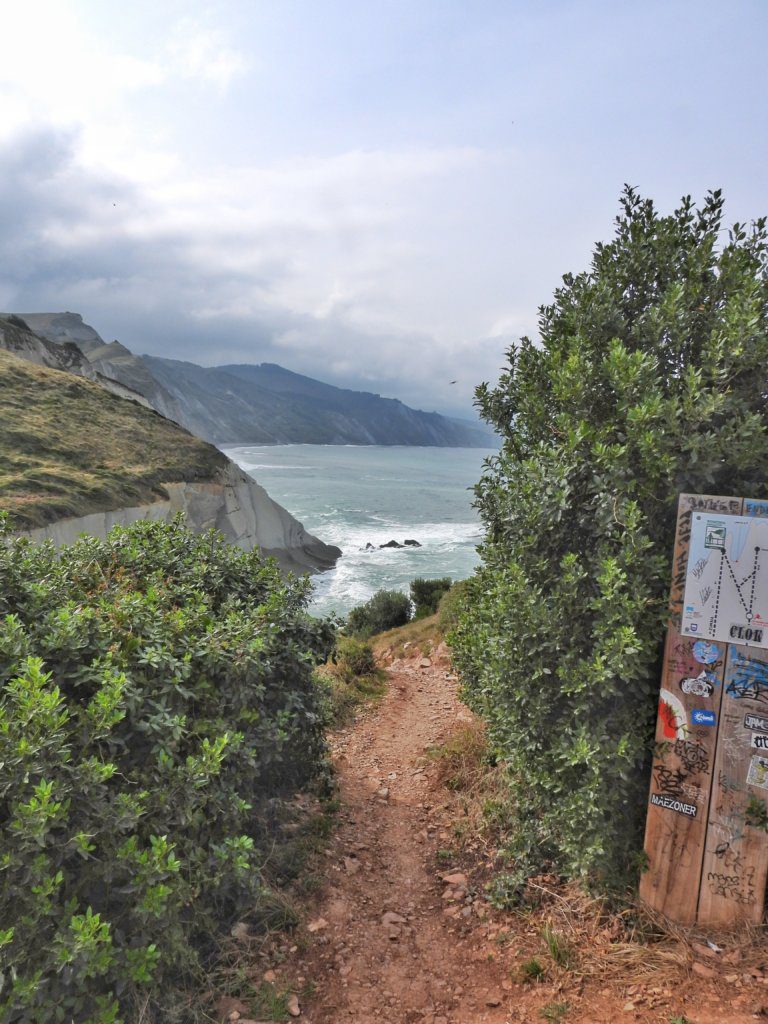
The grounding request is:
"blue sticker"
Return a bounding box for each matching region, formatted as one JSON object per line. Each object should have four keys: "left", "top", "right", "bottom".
{"left": 692, "top": 709, "right": 717, "bottom": 726}
{"left": 689, "top": 623, "right": 699, "bottom": 632}
{"left": 693, "top": 641, "right": 720, "bottom": 665}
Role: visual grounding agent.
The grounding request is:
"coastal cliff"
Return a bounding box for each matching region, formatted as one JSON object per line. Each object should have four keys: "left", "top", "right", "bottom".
{"left": 20, "top": 461, "right": 339, "bottom": 575}
{"left": 0, "top": 347, "right": 340, "bottom": 574}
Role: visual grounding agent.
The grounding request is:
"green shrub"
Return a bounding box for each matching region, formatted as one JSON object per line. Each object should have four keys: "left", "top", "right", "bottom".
{"left": 319, "top": 636, "right": 384, "bottom": 723}
{"left": 0, "top": 515, "right": 335, "bottom": 1022}
{"left": 334, "top": 635, "right": 377, "bottom": 676}
{"left": 347, "top": 589, "right": 411, "bottom": 638}
{"left": 410, "top": 577, "right": 452, "bottom": 618}
{"left": 437, "top": 579, "right": 470, "bottom": 632}
{"left": 451, "top": 188, "right": 768, "bottom": 889}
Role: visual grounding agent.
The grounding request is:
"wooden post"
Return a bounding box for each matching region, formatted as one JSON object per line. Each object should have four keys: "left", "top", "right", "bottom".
{"left": 639, "top": 494, "right": 741, "bottom": 923}
{"left": 641, "top": 494, "right": 768, "bottom": 927}
{"left": 697, "top": 498, "right": 768, "bottom": 925}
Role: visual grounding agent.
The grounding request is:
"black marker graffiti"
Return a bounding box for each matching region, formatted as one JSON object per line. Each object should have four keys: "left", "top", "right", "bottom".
{"left": 673, "top": 738, "right": 710, "bottom": 776}
{"left": 707, "top": 867, "right": 756, "bottom": 905}
{"left": 653, "top": 764, "right": 690, "bottom": 799}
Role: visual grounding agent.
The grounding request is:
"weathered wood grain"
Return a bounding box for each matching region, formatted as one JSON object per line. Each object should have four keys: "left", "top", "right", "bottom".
{"left": 639, "top": 494, "right": 739, "bottom": 923}
{"left": 698, "top": 498, "right": 768, "bottom": 926}
{"left": 696, "top": 646, "right": 768, "bottom": 924}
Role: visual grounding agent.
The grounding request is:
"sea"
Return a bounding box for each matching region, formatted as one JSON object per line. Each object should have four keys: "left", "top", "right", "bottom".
{"left": 223, "top": 445, "right": 496, "bottom": 618}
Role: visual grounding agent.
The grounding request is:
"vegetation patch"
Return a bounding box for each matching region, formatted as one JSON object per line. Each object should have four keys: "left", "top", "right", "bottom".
{"left": 347, "top": 588, "right": 412, "bottom": 638}
{"left": 0, "top": 516, "right": 334, "bottom": 1022}
{"left": 0, "top": 349, "right": 227, "bottom": 528}
{"left": 451, "top": 188, "right": 768, "bottom": 889}
{"left": 410, "top": 576, "right": 452, "bottom": 618}
{"left": 317, "top": 635, "right": 387, "bottom": 724}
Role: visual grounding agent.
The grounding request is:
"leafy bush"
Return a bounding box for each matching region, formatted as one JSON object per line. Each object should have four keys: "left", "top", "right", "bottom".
{"left": 410, "top": 577, "right": 452, "bottom": 618}
{"left": 437, "top": 579, "right": 471, "bottom": 632}
{"left": 334, "top": 635, "right": 377, "bottom": 676}
{"left": 347, "top": 589, "right": 411, "bottom": 638}
{"left": 451, "top": 188, "right": 768, "bottom": 889}
{"left": 0, "top": 516, "right": 334, "bottom": 1022}
{"left": 319, "top": 636, "right": 384, "bottom": 723}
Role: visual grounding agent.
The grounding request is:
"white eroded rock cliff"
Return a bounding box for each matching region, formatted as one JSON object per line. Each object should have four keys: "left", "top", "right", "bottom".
{"left": 21, "top": 462, "right": 341, "bottom": 575}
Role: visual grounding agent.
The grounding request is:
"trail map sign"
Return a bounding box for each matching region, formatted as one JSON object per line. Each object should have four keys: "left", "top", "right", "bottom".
{"left": 682, "top": 512, "right": 768, "bottom": 648}
{"left": 640, "top": 494, "right": 768, "bottom": 927}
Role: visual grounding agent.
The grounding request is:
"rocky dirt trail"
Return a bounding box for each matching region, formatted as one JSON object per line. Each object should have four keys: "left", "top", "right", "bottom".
{"left": 242, "top": 643, "right": 766, "bottom": 1024}
{"left": 297, "top": 643, "right": 508, "bottom": 1024}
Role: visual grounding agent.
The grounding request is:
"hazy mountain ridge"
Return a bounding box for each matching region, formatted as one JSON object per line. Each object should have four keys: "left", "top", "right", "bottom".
{"left": 16, "top": 312, "right": 494, "bottom": 447}
{"left": 149, "top": 356, "right": 494, "bottom": 446}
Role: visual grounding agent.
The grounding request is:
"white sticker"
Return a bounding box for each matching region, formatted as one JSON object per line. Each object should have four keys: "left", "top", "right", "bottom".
{"left": 752, "top": 733, "right": 768, "bottom": 751}
{"left": 747, "top": 755, "right": 768, "bottom": 790}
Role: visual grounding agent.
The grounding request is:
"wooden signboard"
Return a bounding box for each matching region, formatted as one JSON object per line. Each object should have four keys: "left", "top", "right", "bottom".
{"left": 641, "top": 494, "right": 768, "bottom": 926}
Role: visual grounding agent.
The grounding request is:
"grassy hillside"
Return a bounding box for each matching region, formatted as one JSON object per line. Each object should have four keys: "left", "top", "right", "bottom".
{"left": 0, "top": 349, "right": 227, "bottom": 528}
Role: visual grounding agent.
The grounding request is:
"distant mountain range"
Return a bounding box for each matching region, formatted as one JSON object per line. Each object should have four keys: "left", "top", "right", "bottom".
{"left": 13, "top": 312, "right": 495, "bottom": 448}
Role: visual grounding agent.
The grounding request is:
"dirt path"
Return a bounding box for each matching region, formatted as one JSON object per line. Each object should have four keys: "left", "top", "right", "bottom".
{"left": 298, "top": 643, "right": 509, "bottom": 1024}
{"left": 259, "top": 645, "right": 765, "bottom": 1024}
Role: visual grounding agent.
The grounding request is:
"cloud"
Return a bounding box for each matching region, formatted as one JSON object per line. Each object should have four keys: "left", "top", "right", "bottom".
{"left": 0, "top": 124, "right": 503, "bottom": 417}
{"left": 166, "top": 20, "right": 249, "bottom": 92}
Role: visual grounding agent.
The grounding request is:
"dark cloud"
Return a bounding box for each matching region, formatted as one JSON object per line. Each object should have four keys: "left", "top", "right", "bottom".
{"left": 0, "top": 126, "right": 492, "bottom": 419}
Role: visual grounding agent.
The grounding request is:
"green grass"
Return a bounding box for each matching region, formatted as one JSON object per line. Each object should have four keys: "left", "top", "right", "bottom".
{"left": 370, "top": 611, "right": 442, "bottom": 660}
{"left": 539, "top": 1001, "right": 569, "bottom": 1023}
{"left": 542, "top": 924, "right": 575, "bottom": 969}
{"left": 519, "top": 956, "right": 546, "bottom": 983}
{"left": 0, "top": 349, "right": 227, "bottom": 528}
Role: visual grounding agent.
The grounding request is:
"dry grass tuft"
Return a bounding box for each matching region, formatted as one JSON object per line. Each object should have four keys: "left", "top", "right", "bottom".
{"left": 0, "top": 349, "right": 226, "bottom": 528}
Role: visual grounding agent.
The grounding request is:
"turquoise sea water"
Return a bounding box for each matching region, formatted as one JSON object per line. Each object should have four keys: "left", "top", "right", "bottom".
{"left": 223, "top": 445, "right": 495, "bottom": 617}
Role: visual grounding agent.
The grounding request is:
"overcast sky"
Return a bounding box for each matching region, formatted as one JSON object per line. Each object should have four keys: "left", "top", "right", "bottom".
{"left": 1, "top": 1, "right": 766, "bottom": 418}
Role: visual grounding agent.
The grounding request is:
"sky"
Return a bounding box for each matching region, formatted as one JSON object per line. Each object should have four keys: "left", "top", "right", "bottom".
{"left": 0, "top": 1, "right": 766, "bottom": 419}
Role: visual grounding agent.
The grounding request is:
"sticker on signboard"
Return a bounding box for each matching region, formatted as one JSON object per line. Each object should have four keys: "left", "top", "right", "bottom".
{"left": 681, "top": 672, "right": 716, "bottom": 697}
{"left": 650, "top": 793, "right": 697, "bottom": 817}
{"left": 747, "top": 755, "right": 768, "bottom": 790}
{"left": 746, "top": 713, "right": 768, "bottom": 732}
{"left": 751, "top": 733, "right": 768, "bottom": 751}
{"left": 693, "top": 641, "right": 720, "bottom": 665}
{"left": 659, "top": 689, "right": 687, "bottom": 739}
{"left": 692, "top": 709, "right": 717, "bottom": 726}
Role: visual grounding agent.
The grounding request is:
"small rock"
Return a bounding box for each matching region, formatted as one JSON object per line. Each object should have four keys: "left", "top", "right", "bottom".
{"left": 344, "top": 856, "right": 361, "bottom": 874}
{"left": 230, "top": 921, "right": 250, "bottom": 942}
{"left": 692, "top": 941, "right": 719, "bottom": 960}
{"left": 404, "top": 539, "right": 422, "bottom": 546}
{"left": 286, "top": 993, "right": 301, "bottom": 1017}
{"left": 382, "top": 911, "right": 407, "bottom": 926}
{"left": 692, "top": 961, "right": 718, "bottom": 979}
{"left": 307, "top": 917, "right": 328, "bottom": 933}
{"left": 442, "top": 872, "right": 468, "bottom": 887}
{"left": 420, "top": 658, "right": 432, "bottom": 668}
{"left": 263, "top": 969, "right": 276, "bottom": 983}
{"left": 377, "top": 787, "right": 390, "bottom": 800}
{"left": 215, "top": 997, "right": 249, "bottom": 1022}
{"left": 622, "top": 1002, "right": 635, "bottom": 1013}
{"left": 485, "top": 995, "right": 502, "bottom": 1007}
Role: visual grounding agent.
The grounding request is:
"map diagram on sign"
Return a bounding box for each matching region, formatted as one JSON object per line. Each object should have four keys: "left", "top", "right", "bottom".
{"left": 682, "top": 513, "right": 768, "bottom": 649}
